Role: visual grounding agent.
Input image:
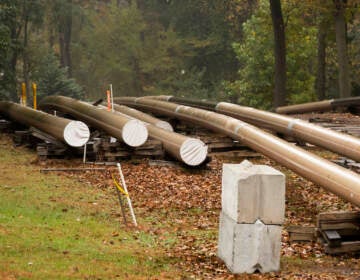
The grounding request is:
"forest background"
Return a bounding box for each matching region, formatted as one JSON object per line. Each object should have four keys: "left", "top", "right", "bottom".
{"left": 0, "top": 0, "right": 359, "bottom": 110}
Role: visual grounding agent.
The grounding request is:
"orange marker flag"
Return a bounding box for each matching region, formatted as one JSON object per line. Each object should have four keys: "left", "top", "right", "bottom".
{"left": 106, "top": 90, "right": 111, "bottom": 111}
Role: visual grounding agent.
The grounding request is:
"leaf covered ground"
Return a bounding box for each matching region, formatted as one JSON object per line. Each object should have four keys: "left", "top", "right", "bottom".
{"left": 0, "top": 133, "right": 360, "bottom": 279}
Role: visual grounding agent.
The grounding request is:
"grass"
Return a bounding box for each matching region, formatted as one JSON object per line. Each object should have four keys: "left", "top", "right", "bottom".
{"left": 0, "top": 136, "right": 177, "bottom": 279}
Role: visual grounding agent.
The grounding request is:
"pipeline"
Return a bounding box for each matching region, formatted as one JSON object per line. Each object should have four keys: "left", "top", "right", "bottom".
{"left": 39, "top": 96, "right": 148, "bottom": 147}
{"left": 114, "top": 96, "right": 360, "bottom": 207}
{"left": 97, "top": 105, "right": 207, "bottom": 166}
{"left": 109, "top": 103, "right": 174, "bottom": 131}
{"left": 148, "top": 96, "right": 360, "bottom": 163}
{"left": 0, "top": 101, "right": 90, "bottom": 147}
{"left": 275, "top": 96, "right": 360, "bottom": 114}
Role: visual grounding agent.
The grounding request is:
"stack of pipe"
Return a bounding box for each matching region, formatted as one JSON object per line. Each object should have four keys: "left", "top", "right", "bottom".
{"left": 98, "top": 104, "right": 207, "bottom": 166}
{"left": 148, "top": 96, "right": 360, "bottom": 163}
{"left": 114, "top": 96, "right": 360, "bottom": 207}
{"left": 0, "top": 101, "right": 90, "bottom": 147}
{"left": 110, "top": 103, "right": 174, "bottom": 131}
{"left": 39, "top": 96, "right": 148, "bottom": 147}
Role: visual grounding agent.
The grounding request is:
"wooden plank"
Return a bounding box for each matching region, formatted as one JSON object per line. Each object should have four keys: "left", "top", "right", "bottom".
{"left": 133, "top": 150, "right": 164, "bottom": 156}
{"left": 319, "top": 222, "right": 360, "bottom": 231}
{"left": 209, "top": 150, "right": 261, "bottom": 158}
{"left": 104, "top": 151, "right": 130, "bottom": 157}
{"left": 324, "top": 241, "right": 360, "bottom": 254}
{"left": 287, "top": 226, "right": 316, "bottom": 242}
{"left": 317, "top": 211, "right": 360, "bottom": 226}
{"left": 30, "top": 127, "right": 65, "bottom": 147}
{"left": 40, "top": 168, "right": 106, "bottom": 173}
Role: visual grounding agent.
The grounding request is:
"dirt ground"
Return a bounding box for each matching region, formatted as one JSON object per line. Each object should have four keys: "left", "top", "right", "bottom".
{"left": 1, "top": 118, "right": 360, "bottom": 279}
{"left": 35, "top": 148, "right": 360, "bottom": 279}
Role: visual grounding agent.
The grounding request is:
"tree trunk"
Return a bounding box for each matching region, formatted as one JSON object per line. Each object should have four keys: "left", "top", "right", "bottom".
{"left": 59, "top": 0, "right": 72, "bottom": 77}
{"left": 132, "top": 57, "right": 143, "bottom": 96}
{"left": 8, "top": 7, "right": 22, "bottom": 101}
{"left": 270, "top": 0, "right": 286, "bottom": 107}
{"left": 23, "top": 12, "right": 29, "bottom": 100}
{"left": 316, "top": 18, "right": 327, "bottom": 100}
{"left": 334, "top": 0, "right": 351, "bottom": 98}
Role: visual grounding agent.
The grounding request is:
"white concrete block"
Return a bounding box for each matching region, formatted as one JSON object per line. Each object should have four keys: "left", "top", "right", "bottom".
{"left": 222, "top": 160, "right": 285, "bottom": 225}
{"left": 218, "top": 211, "right": 282, "bottom": 274}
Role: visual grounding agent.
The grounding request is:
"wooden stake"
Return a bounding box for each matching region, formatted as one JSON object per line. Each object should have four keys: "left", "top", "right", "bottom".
{"left": 117, "top": 163, "right": 137, "bottom": 226}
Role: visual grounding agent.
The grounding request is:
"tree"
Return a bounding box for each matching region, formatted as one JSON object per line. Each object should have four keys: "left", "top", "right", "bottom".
{"left": 47, "top": 0, "right": 74, "bottom": 77}
{"left": 31, "top": 51, "right": 83, "bottom": 99}
{"left": 316, "top": 16, "right": 327, "bottom": 100}
{"left": 0, "top": 0, "right": 21, "bottom": 100}
{"left": 0, "top": 0, "right": 44, "bottom": 100}
{"left": 334, "top": 0, "right": 351, "bottom": 98}
{"left": 21, "top": 0, "right": 44, "bottom": 98}
{"left": 270, "top": 0, "right": 286, "bottom": 107}
{"left": 225, "top": 0, "right": 317, "bottom": 109}
{"left": 138, "top": 0, "right": 254, "bottom": 99}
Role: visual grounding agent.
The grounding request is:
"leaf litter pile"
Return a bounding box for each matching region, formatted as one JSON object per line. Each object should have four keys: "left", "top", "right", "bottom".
{"left": 43, "top": 148, "right": 360, "bottom": 279}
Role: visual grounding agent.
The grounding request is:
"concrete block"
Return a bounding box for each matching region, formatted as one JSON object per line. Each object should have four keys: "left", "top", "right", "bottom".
{"left": 218, "top": 211, "right": 282, "bottom": 274}
{"left": 222, "top": 160, "right": 285, "bottom": 225}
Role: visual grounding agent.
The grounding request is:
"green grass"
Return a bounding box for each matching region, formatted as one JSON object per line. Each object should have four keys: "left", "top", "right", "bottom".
{"left": 0, "top": 136, "right": 177, "bottom": 279}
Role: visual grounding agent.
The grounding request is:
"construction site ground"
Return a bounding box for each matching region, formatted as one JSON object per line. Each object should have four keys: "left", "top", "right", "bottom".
{"left": 1, "top": 114, "right": 360, "bottom": 279}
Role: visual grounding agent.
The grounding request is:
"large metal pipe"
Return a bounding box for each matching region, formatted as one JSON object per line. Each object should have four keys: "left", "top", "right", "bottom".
{"left": 275, "top": 97, "right": 360, "bottom": 114}
{"left": 109, "top": 103, "right": 174, "bottom": 131}
{"left": 39, "top": 96, "right": 148, "bottom": 147}
{"left": 0, "top": 101, "right": 90, "bottom": 147}
{"left": 97, "top": 105, "right": 207, "bottom": 166}
{"left": 114, "top": 96, "right": 360, "bottom": 207}
{"left": 149, "top": 96, "right": 360, "bottom": 162}
{"left": 275, "top": 100, "right": 333, "bottom": 114}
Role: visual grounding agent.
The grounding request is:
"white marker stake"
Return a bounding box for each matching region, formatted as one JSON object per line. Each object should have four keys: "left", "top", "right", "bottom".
{"left": 110, "top": 84, "right": 114, "bottom": 112}
{"left": 117, "top": 163, "right": 137, "bottom": 227}
{"left": 83, "top": 143, "right": 87, "bottom": 163}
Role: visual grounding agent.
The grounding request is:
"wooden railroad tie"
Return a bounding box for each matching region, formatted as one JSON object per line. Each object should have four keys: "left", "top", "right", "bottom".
{"left": 287, "top": 211, "right": 360, "bottom": 254}
{"left": 317, "top": 211, "right": 360, "bottom": 254}
{"left": 0, "top": 119, "right": 11, "bottom": 131}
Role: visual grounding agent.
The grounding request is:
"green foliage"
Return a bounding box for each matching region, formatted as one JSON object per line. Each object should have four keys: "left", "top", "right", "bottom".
{"left": 226, "top": 0, "right": 317, "bottom": 109}
{"left": 156, "top": 67, "right": 209, "bottom": 99}
{"left": 31, "top": 51, "right": 83, "bottom": 99}
{"left": 0, "top": 23, "right": 13, "bottom": 100}
{"left": 141, "top": 0, "right": 244, "bottom": 98}
{"left": 0, "top": 0, "right": 19, "bottom": 100}
{"left": 74, "top": 3, "right": 207, "bottom": 98}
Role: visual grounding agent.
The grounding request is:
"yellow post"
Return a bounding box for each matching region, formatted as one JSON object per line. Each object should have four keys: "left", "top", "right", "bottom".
{"left": 32, "top": 83, "right": 37, "bottom": 110}
{"left": 21, "top": 83, "right": 27, "bottom": 106}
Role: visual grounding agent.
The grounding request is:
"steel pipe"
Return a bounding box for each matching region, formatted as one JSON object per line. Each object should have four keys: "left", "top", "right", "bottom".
{"left": 97, "top": 105, "right": 207, "bottom": 166}
{"left": 275, "top": 100, "right": 333, "bottom": 114}
{"left": 114, "top": 96, "right": 360, "bottom": 207}
{"left": 150, "top": 96, "right": 360, "bottom": 162}
{"left": 0, "top": 101, "right": 90, "bottom": 147}
{"left": 39, "top": 96, "right": 148, "bottom": 147}
{"left": 275, "top": 97, "right": 360, "bottom": 114}
{"left": 109, "top": 103, "right": 173, "bottom": 131}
